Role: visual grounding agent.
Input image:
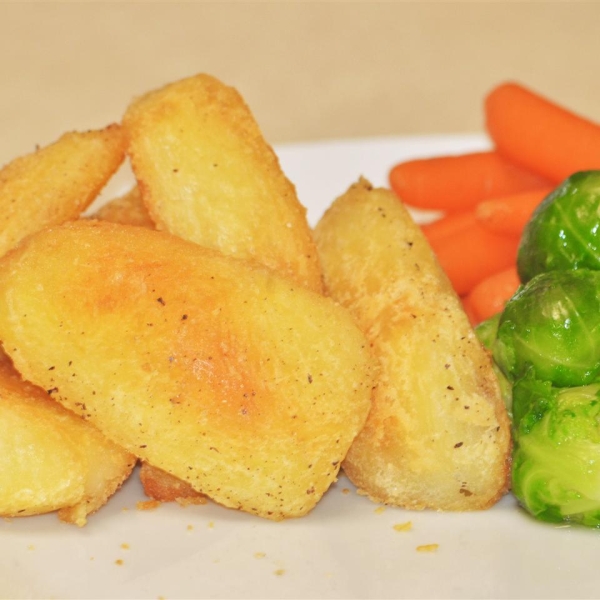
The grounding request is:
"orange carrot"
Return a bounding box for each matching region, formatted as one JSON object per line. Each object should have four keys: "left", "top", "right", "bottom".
{"left": 389, "top": 150, "right": 550, "bottom": 213}
{"left": 475, "top": 186, "right": 554, "bottom": 238}
{"left": 466, "top": 266, "right": 521, "bottom": 325}
{"left": 421, "top": 211, "right": 476, "bottom": 245}
{"left": 427, "top": 220, "right": 520, "bottom": 296}
{"left": 485, "top": 82, "right": 600, "bottom": 183}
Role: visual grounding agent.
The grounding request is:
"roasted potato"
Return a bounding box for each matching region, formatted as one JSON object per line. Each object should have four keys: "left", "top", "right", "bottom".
{"left": 0, "top": 124, "right": 125, "bottom": 258}
{"left": 0, "top": 220, "right": 373, "bottom": 520}
{"left": 314, "top": 179, "right": 511, "bottom": 511}
{"left": 93, "top": 185, "right": 155, "bottom": 229}
{"left": 0, "top": 350, "right": 135, "bottom": 526}
{"left": 139, "top": 462, "right": 207, "bottom": 505}
{"left": 122, "top": 73, "right": 323, "bottom": 293}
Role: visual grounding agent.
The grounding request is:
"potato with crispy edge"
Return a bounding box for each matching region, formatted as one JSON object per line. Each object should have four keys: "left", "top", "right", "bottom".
{"left": 0, "top": 350, "right": 136, "bottom": 526}
{"left": 92, "top": 185, "right": 155, "bottom": 229}
{"left": 122, "top": 73, "right": 323, "bottom": 293}
{"left": 314, "top": 178, "right": 511, "bottom": 511}
{"left": 0, "top": 124, "right": 125, "bottom": 258}
{"left": 0, "top": 220, "right": 373, "bottom": 520}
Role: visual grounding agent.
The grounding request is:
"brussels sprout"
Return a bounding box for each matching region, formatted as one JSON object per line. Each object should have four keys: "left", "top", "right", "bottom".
{"left": 517, "top": 170, "right": 600, "bottom": 283}
{"left": 511, "top": 374, "right": 600, "bottom": 528}
{"left": 475, "top": 312, "right": 500, "bottom": 351}
{"left": 493, "top": 269, "right": 600, "bottom": 388}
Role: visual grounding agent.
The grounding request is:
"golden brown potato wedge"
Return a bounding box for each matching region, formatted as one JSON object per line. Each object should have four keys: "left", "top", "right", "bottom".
{"left": 0, "top": 350, "right": 136, "bottom": 526}
{"left": 0, "top": 124, "right": 125, "bottom": 258}
{"left": 139, "top": 462, "right": 207, "bottom": 505}
{"left": 92, "top": 186, "right": 155, "bottom": 229}
{"left": 314, "top": 178, "right": 511, "bottom": 511}
{"left": 0, "top": 220, "right": 373, "bottom": 520}
{"left": 122, "top": 73, "right": 323, "bottom": 293}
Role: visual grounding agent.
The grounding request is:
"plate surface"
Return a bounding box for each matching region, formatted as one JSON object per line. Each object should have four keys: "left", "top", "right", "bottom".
{"left": 3, "top": 135, "right": 600, "bottom": 600}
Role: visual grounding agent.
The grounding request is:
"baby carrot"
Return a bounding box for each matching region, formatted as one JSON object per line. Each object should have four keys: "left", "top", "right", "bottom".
{"left": 466, "top": 266, "right": 521, "bottom": 325}
{"left": 475, "top": 187, "right": 553, "bottom": 238}
{"left": 389, "top": 150, "right": 550, "bottom": 213}
{"left": 485, "top": 82, "right": 600, "bottom": 183}
{"left": 421, "top": 211, "right": 476, "bottom": 246}
{"left": 427, "top": 220, "right": 520, "bottom": 296}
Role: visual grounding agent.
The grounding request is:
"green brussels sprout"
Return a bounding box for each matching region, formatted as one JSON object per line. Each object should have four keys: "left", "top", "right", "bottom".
{"left": 517, "top": 170, "right": 600, "bottom": 283}
{"left": 493, "top": 269, "right": 600, "bottom": 388}
{"left": 511, "top": 374, "right": 600, "bottom": 528}
{"left": 475, "top": 312, "right": 500, "bottom": 351}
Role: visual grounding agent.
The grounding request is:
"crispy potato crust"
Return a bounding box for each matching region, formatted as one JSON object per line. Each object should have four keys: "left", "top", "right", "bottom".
{"left": 93, "top": 186, "right": 155, "bottom": 229}
{"left": 314, "top": 178, "right": 511, "bottom": 511}
{"left": 122, "top": 73, "right": 323, "bottom": 293}
{"left": 0, "top": 350, "right": 135, "bottom": 526}
{"left": 0, "top": 220, "right": 373, "bottom": 520}
{"left": 139, "top": 463, "right": 207, "bottom": 505}
{"left": 0, "top": 124, "right": 125, "bottom": 258}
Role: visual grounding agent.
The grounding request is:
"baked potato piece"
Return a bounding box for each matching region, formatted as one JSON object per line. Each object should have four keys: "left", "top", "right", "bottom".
{"left": 0, "top": 220, "right": 373, "bottom": 520}
{"left": 122, "top": 73, "right": 323, "bottom": 293}
{"left": 0, "top": 124, "right": 125, "bottom": 258}
{"left": 0, "top": 350, "right": 136, "bottom": 526}
{"left": 314, "top": 179, "right": 511, "bottom": 511}
{"left": 139, "top": 462, "right": 207, "bottom": 505}
{"left": 93, "top": 185, "right": 155, "bottom": 229}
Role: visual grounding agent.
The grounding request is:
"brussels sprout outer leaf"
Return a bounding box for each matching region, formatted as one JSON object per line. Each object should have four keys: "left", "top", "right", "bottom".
{"left": 512, "top": 381, "right": 600, "bottom": 528}
{"left": 493, "top": 269, "right": 600, "bottom": 388}
{"left": 517, "top": 171, "right": 600, "bottom": 283}
{"left": 475, "top": 313, "right": 501, "bottom": 350}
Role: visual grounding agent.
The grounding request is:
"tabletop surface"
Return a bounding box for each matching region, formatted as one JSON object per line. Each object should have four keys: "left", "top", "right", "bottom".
{"left": 1, "top": 2, "right": 598, "bottom": 167}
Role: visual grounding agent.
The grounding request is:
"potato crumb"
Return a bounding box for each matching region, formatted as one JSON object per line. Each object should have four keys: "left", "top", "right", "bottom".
{"left": 136, "top": 499, "right": 161, "bottom": 511}
{"left": 254, "top": 552, "right": 266, "bottom": 559}
{"left": 416, "top": 543, "right": 439, "bottom": 552}
{"left": 393, "top": 521, "right": 412, "bottom": 532}
{"left": 187, "top": 524, "right": 194, "bottom": 531}
{"left": 374, "top": 506, "right": 386, "bottom": 514}
{"left": 115, "top": 559, "right": 124, "bottom": 566}
{"left": 208, "top": 521, "right": 215, "bottom": 529}
{"left": 274, "top": 569, "right": 286, "bottom": 576}
{"left": 27, "top": 544, "right": 35, "bottom": 551}
{"left": 121, "top": 543, "right": 130, "bottom": 550}
{"left": 341, "top": 488, "right": 351, "bottom": 495}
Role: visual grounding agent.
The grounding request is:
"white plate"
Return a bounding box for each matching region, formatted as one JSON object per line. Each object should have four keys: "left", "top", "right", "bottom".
{"left": 3, "top": 135, "right": 600, "bottom": 600}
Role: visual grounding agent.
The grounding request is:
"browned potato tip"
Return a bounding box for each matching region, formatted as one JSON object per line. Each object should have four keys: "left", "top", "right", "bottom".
{"left": 314, "top": 178, "right": 511, "bottom": 511}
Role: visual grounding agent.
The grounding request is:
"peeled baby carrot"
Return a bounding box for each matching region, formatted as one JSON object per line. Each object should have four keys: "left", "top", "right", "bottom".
{"left": 485, "top": 82, "right": 600, "bottom": 183}
{"left": 475, "top": 186, "right": 553, "bottom": 238}
{"left": 426, "top": 220, "right": 520, "bottom": 296}
{"left": 421, "top": 211, "right": 476, "bottom": 245}
{"left": 389, "top": 150, "right": 550, "bottom": 213}
{"left": 466, "top": 266, "right": 521, "bottom": 325}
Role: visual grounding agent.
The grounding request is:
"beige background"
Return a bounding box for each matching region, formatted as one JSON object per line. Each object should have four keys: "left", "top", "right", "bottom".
{"left": 0, "top": 1, "right": 599, "bottom": 166}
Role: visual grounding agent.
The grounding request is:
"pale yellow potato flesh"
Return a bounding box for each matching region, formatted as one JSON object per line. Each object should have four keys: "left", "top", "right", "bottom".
{"left": 314, "top": 178, "right": 511, "bottom": 511}
{"left": 0, "top": 124, "right": 125, "bottom": 258}
{"left": 93, "top": 185, "right": 155, "bottom": 229}
{"left": 0, "top": 350, "right": 136, "bottom": 526}
{"left": 122, "top": 73, "right": 323, "bottom": 293}
{"left": 0, "top": 220, "right": 373, "bottom": 520}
